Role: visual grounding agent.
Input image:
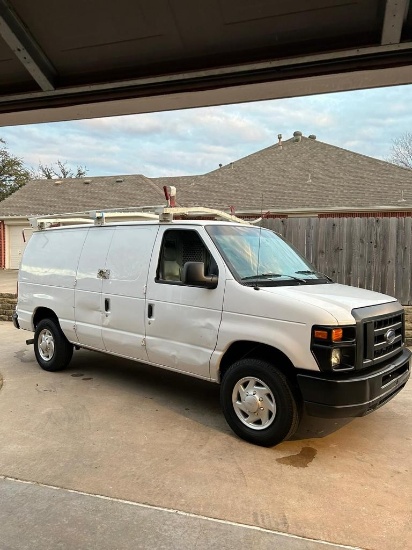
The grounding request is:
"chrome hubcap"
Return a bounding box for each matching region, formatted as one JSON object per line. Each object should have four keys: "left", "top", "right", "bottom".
{"left": 232, "top": 376, "right": 276, "bottom": 430}
{"left": 38, "top": 329, "right": 55, "bottom": 361}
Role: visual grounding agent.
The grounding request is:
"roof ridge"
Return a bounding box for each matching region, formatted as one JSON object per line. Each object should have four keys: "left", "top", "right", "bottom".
{"left": 205, "top": 134, "right": 412, "bottom": 176}
{"left": 297, "top": 136, "right": 412, "bottom": 173}
{"left": 150, "top": 174, "right": 203, "bottom": 181}
{"left": 205, "top": 140, "right": 287, "bottom": 174}
{"left": 25, "top": 174, "right": 151, "bottom": 184}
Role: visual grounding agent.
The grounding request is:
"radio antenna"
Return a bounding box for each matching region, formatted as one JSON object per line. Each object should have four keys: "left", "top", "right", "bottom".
{"left": 254, "top": 193, "right": 264, "bottom": 290}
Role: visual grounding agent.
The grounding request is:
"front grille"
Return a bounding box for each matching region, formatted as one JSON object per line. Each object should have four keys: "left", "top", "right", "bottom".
{"left": 352, "top": 303, "right": 405, "bottom": 370}
{"left": 372, "top": 313, "right": 403, "bottom": 360}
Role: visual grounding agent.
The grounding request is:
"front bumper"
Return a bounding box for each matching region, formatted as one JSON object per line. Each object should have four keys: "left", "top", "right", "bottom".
{"left": 12, "top": 311, "right": 20, "bottom": 329}
{"left": 298, "top": 348, "right": 411, "bottom": 418}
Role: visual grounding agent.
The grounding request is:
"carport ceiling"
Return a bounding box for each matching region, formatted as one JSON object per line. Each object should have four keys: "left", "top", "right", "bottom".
{"left": 0, "top": 0, "right": 412, "bottom": 125}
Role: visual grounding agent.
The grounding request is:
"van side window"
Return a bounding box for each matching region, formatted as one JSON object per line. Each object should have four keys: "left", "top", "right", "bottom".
{"left": 157, "top": 230, "right": 218, "bottom": 284}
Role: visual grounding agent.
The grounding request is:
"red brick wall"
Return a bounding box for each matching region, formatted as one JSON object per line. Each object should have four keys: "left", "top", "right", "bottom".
{"left": 318, "top": 211, "right": 412, "bottom": 218}
{"left": 0, "top": 221, "right": 5, "bottom": 269}
{"left": 242, "top": 213, "right": 288, "bottom": 220}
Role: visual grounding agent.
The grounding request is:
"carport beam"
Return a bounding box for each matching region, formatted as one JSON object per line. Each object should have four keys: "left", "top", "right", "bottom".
{"left": 0, "top": 0, "right": 56, "bottom": 91}
{"left": 381, "top": 0, "right": 410, "bottom": 45}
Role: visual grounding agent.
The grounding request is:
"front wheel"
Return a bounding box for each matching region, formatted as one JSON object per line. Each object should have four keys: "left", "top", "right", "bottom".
{"left": 34, "top": 318, "right": 73, "bottom": 372}
{"left": 220, "top": 358, "right": 300, "bottom": 447}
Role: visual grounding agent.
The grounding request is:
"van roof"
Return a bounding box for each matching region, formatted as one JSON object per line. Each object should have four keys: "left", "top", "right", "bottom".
{"left": 39, "top": 219, "right": 253, "bottom": 232}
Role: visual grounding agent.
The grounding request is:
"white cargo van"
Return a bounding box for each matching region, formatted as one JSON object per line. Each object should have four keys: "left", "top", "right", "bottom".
{"left": 14, "top": 208, "right": 411, "bottom": 446}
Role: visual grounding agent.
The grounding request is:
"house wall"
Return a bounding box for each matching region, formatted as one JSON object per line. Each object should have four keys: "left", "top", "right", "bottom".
{"left": 261, "top": 215, "right": 412, "bottom": 305}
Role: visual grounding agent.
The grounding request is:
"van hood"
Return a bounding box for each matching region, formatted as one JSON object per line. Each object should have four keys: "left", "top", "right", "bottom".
{"left": 259, "top": 283, "right": 396, "bottom": 324}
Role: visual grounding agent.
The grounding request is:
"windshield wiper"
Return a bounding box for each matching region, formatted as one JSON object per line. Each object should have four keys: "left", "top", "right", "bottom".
{"left": 241, "top": 273, "right": 307, "bottom": 283}
{"left": 295, "top": 270, "right": 333, "bottom": 282}
{"left": 241, "top": 273, "right": 282, "bottom": 280}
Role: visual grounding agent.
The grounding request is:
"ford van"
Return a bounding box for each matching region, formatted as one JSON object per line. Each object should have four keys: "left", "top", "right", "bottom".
{"left": 13, "top": 208, "right": 411, "bottom": 446}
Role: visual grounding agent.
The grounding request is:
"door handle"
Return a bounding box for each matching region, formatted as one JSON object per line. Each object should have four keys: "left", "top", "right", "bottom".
{"left": 104, "top": 298, "right": 110, "bottom": 312}
{"left": 148, "top": 303, "right": 154, "bottom": 319}
{"left": 97, "top": 269, "right": 110, "bottom": 279}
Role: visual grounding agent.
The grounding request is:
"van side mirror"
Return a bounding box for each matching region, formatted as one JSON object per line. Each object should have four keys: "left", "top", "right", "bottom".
{"left": 182, "top": 262, "right": 218, "bottom": 289}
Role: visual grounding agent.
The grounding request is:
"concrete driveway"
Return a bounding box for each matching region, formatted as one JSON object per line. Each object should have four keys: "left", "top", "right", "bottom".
{"left": 0, "top": 321, "right": 411, "bottom": 550}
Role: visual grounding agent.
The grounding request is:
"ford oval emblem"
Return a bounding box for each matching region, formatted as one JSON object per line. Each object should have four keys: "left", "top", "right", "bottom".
{"left": 385, "top": 329, "right": 396, "bottom": 345}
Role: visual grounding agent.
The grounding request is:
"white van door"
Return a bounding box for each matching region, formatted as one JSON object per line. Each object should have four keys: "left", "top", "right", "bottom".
{"left": 145, "top": 227, "right": 225, "bottom": 379}
{"left": 101, "top": 225, "right": 158, "bottom": 360}
{"left": 74, "top": 227, "right": 115, "bottom": 350}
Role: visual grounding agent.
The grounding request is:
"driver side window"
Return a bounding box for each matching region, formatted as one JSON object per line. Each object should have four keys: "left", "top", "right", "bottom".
{"left": 157, "top": 229, "right": 217, "bottom": 284}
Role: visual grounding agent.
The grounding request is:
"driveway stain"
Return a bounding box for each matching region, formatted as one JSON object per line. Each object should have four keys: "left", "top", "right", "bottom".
{"left": 35, "top": 383, "right": 56, "bottom": 393}
{"left": 71, "top": 373, "right": 84, "bottom": 377}
{"left": 42, "top": 403, "right": 92, "bottom": 432}
{"left": 276, "top": 446, "right": 317, "bottom": 468}
{"left": 14, "top": 349, "right": 34, "bottom": 363}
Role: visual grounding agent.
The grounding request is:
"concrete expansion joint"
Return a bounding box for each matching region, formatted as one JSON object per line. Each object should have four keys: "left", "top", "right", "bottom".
{"left": 0, "top": 475, "right": 366, "bottom": 550}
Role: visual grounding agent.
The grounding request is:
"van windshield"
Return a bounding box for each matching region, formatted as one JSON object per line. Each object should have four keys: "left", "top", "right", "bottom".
{"left": 207, "top": 225, "right": 330, "bottom": 286}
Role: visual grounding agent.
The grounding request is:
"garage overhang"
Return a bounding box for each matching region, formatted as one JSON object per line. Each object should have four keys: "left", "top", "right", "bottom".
{"left": 0, "top": 0, "right": 411, "bottom": 126}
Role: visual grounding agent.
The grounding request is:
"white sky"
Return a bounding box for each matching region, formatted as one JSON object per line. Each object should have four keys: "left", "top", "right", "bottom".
{"left": 1, "top": 84, "right": 411, "bottom": 178}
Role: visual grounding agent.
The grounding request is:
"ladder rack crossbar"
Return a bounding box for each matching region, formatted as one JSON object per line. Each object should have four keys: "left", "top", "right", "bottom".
{"left": 162, "top": 207, "right": 250, "bottom": 224}
{"left": 29, "top": 206, "right": 256, "bottom": 230}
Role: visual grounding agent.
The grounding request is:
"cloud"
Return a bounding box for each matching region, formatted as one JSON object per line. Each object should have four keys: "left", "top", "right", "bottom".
{"left": 1, "top": 84, "right": 412, "bottom": 176}
{"left": 79, "top": 115, "right": 166, "bottom": 136}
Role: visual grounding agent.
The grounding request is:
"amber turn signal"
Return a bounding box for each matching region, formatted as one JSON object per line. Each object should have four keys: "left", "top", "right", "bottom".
{"left": 331, "top": 328, "right": 343, "bottom": 342}
{"left": 314, "top": 328, "right": 343, "bottom": 341}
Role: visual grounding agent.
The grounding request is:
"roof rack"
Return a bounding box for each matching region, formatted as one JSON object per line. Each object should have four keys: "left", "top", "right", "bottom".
{"left": 158, "top": 206, "right": 253, "bottom": 224}
{"left": 29, "top": 216, "right": 93, "bottom": 230}
{"left": 29, "top": 207, "right": 255, "bottom": 230}
{"left": 28, "top": 187, "right": 261, "bottom": 230}
{"left": 28, "top": 209, "right": 157, "bottom": 230}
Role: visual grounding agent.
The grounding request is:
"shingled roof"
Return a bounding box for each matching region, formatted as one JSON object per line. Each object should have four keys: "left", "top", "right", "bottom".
{"left": 1, "top": 133, "right": 412, "bottom": 217}
{"left": 0, "top": 174, "right": 166, "bottom": 217}
{"left": 153, "top": 135, "right": 412, "bottom": 211}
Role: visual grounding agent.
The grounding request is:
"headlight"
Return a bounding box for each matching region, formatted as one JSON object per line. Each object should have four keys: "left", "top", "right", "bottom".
{"left": 311, "top": 325, "right": 356, "bottom": 372}
{"left": 331, "top": 348, "right": 341, "bottom": 368}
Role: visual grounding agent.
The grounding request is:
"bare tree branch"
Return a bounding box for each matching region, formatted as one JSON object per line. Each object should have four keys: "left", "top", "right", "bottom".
{"left": 34, "top": 161, "right": 88, "bottom": 179}
{"left": 388, "top": 132, "right": 412, "bottom": 169}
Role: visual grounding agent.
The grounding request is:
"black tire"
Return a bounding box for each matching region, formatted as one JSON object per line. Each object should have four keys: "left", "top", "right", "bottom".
{"left": 220, "top": 358, "right": 300, "bottom": 447}
{"left": 34, "top": 318, "right": 73, "bottom": 372}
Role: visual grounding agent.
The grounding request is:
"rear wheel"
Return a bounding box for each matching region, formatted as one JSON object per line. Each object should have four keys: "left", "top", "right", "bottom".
{"left": 220, "top": 358, "right": 300, "bottom": 447}
{"left": 34, "top": 318, "right": 73, "bottom": 372}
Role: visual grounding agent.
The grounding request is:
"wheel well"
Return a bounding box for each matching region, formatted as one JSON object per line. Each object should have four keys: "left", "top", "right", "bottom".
{"left": 219, "top": 341, "right": 297, "bottom": 384}
{"left": 33, "top": 307, "right": 58, "bottom": 328}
